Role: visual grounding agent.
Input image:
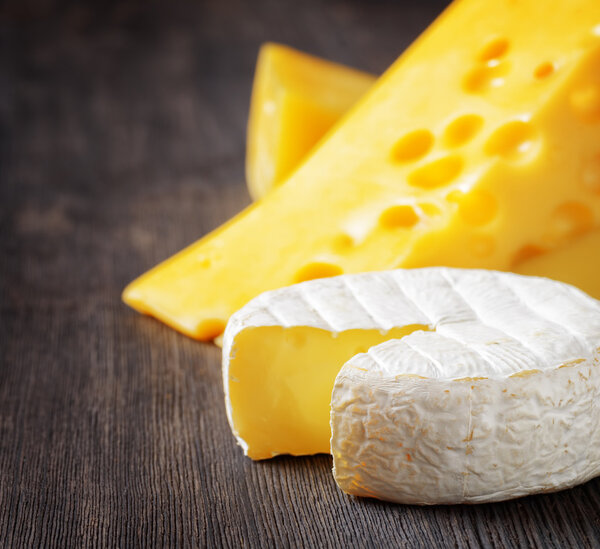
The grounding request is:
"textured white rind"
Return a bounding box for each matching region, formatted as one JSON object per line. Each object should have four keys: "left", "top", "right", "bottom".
{"left": 222, "top": 268, "right": 600, "bottom": 497}
{"left": 331, "top": 355, "right": 600, "bottom": 504}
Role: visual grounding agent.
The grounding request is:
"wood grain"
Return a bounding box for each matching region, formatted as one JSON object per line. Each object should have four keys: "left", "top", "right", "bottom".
{"left": 1, "top": 1, "right": 599, "bottom": 547}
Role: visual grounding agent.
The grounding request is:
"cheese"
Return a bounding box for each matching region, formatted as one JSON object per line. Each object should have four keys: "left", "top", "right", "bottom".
{"left": 222, "top": 268, "right": 600, "bottom": 504}
{"left": 221, "top": 270, "right": 432, "bottom": 459}
{"left": 514, "top": 229, "right": 600, "bottom": 299}
{"left": 224, "top": 325, "right": 427, "bottom": 458}
{"left": 123, "top": 0, "right": 600, "bottom": 342}
{"left": 246, "top": 43, "right": 375, "bottom": 200}
{"left": 331, "top": 269, "right": 600, "bottom": 504}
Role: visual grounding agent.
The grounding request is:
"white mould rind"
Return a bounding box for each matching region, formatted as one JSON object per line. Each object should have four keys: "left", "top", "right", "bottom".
{"left": 332, "top": 355, "right": 600, "bottom": 504}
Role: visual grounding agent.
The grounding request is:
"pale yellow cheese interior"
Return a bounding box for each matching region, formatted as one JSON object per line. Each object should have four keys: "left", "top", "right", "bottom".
{"left": 228, "top": 325, "right": 428, "bottom": 459}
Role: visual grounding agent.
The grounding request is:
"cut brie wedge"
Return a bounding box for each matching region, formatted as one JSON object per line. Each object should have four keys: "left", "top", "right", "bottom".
{"left": 222, "top": 268, "right": 600, "bottom": 504}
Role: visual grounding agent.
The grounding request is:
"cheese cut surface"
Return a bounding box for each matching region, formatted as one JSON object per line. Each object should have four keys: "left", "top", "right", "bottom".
{"left": 225, "top": 325, "right": 428, "bottom": 458}
{"left": 246, "top": 43, "right": 375, "bottom": 200}
{"left": 123, "top": 0, "right": 600, "bottom": 342}
{"left": 222, "top": 268, "right": 600, "bottom": 504}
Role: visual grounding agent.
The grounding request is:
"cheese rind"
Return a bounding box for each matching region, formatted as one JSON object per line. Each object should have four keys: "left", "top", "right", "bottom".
{"left": 332, "top": 359, "right": 600, "bottom": 504}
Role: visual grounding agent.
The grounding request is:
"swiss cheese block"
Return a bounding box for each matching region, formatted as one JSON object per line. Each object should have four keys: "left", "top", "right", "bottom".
{"left": 222, "top": 268, "right": 600, "bottom": 504}
{"left": 123, "top": 0, "right": 600, "bottom": 342}
{"left": 246, "top": 43, "right": 375, "bottom": 200}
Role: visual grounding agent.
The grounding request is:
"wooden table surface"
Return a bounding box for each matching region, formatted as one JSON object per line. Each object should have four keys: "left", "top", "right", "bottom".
{"left": 2, "top": 1, "right": 600, "bottom": 547}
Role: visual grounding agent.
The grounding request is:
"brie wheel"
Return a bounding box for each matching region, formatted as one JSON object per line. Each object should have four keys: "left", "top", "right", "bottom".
{"left": 223, "top": 268, "right": 600, "bottom": 503}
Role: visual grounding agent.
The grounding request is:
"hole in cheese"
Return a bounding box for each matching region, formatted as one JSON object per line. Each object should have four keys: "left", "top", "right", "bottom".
{"left": 534, "top": 62, "right": 555, "bottom": 79}
{"left": 379, "top": 205, "right": 419, "bottom": 229}
{"left": 462, "top": 61, "right": 510, "bottom": 94}
{"left": 390, "top": 129, "right": 434, "bottom": 163}
{"left": 583, "top": 153, "right": 600, "bottom": 193}
{"left": 511, "top": 244, "right": 546, "bottom": 266}
{"left": 196, "top": 256, "right": 212, "bottom": 268}
{"left": 570, "top": 84, "right": 600, "bottom": 123}
{"left": 484, "top": 120, "right": 539, "bottom": 161}
{"left": 418, "top": 202, "right": 442, "bottom": 217}
{"left": 548, "top": 202, "right": 594, "bottom": 243}
{"left": 295, "top": 262, "right": 343, "bottom": 283}
{"left": 227, "top": 324, "right": 431, "bottom": 458}
{"left": 478, "top": 37, "right": 510, "bottom": 62}
{"left": 331, "top": 233, "right": 355, "bottom": 252}
{"left": 407, "top": 155, "right": 463, "bottom": 189}
{"left": 448, "top": 190, "right": 498, "bottom": 226}
{"left": 443, "top": 114, "right": 483, "bottom": 147}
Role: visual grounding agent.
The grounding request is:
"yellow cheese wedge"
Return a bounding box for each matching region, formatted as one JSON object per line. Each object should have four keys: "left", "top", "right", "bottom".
{"left": 123, "top": 0, "right": 600, "bottom": 341}
{"left": 246, "top": 43, "right": 375, "bottom": 200}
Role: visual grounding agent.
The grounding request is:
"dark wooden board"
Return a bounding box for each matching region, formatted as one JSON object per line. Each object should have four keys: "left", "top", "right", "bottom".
{"left": 1, "top": 1, "right": 599, "bottom": 547}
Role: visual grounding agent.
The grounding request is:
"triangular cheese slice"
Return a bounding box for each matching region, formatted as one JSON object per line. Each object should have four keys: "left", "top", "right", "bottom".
{"left": 123, "top": 0, "right": 600, "bottom": 341}
{"left": 246, "top": 43, "right": 375, "bottom": 200}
